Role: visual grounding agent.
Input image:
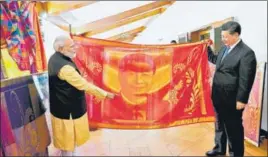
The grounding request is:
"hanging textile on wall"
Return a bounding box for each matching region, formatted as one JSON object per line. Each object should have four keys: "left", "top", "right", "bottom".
{"left": 0, "top": 48, "right": 30, "bottom": 79}
{"left": 0, "top": 1, "right": 36, "bottom": 72}
{"left": 29, "top": 2, "right": 47, "bottom": 72}
{"left": 72, "top": 36, "right": 215, "bottom": 129}
{"left": 0, "top": 54, "right": 7, "bottom": 80}
{"left": 0, "top": 74, "right": 50, "bottom": 156}
{"left": 243, "top": 62, "right": 266, "bottom": 147}
{"left": 0, "top": 1, "right": 47, "bottom": 77}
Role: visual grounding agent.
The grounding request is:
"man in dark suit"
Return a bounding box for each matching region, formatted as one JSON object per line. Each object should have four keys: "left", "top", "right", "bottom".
{"left": 206, "top": 21, "right": 257, "bottom": 157}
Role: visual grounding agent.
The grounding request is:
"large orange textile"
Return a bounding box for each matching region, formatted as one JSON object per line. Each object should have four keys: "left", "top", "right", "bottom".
{"left": 72, "top": 36, "right": 215, "bottom": 129}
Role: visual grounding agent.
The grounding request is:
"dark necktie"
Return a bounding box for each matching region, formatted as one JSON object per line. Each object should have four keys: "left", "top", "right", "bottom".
{"left": 221, "top": 46, "right": 230, "bottom": 62}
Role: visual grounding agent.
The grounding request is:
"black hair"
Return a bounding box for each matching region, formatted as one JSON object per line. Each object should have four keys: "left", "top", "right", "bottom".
{"left": 221, "top": 21, "right": 241, "bottom": 35}
{"left": 170, "top": 40, "right": 177, "bottom": 44}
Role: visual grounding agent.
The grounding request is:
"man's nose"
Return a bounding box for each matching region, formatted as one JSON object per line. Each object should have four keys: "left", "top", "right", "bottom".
{"left": 136, "top": 73, "right": 143, "bottom": 83}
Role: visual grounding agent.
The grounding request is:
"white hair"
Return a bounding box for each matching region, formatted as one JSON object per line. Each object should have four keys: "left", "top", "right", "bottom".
{"left": 53, "top": 35, "right": 71, "bottom": 52}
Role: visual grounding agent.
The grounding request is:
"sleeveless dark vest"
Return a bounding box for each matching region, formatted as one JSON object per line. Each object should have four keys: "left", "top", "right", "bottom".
{"left": 48, "top": 52, "right": 86, "bottom": 119}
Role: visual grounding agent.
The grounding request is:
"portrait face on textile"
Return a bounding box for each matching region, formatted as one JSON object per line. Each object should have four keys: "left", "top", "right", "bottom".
{"left": 101, "top": 50, "right": 173, "bottom": 122}
{"left": 118, "top": 53, "right": 156, "bottom": 105}
{"left": 72, "top": 36, "right": 216, "bottom": 128}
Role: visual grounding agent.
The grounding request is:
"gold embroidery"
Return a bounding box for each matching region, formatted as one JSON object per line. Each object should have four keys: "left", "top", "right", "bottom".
{"left": 174, "top": 80, "right": 183, "bottom": 90}
{"left": 184, "top": 80, "right": 200, "bottom": 114}
{"left": 86, "top": 57, "right": 102, "bottom": 75}
{"left": 185, "top": 68, "right": 194, "bottom": 87}
{"left": 197, "top": 64, "right": 207, "bottom": 115}
{"left": 187, "top": 50, "right": 194, "bottom": 65}
{"left": 169, "top": 89, "right": 179, "bottom": 105}
{"left": 173, "top": 63, "right": 185, "bottom": 74}
{"left": 187, "top": 46, "right": 201, "bottom": 64}
{"left": 168, "top": 80, "right": 183, "bottom": 105}
{"left": 97, "top": 116, "right": 215, "bottom": 129}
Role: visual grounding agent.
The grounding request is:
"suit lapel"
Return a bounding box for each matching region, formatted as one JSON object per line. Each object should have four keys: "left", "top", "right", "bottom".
{"left": 216, "top": 48, "right": 226, "bottom": 70}
{"left": 217, "top": 40, "right": 243, "bottom": 70}
{"left": 228, "top": 40, "right": 243, "bottom": 56}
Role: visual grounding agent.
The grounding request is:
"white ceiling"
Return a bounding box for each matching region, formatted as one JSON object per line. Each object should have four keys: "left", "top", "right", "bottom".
{"left": 70, "top": 1, "right": 154, "bottom": 26}
{"left": 47, "top": 1, "right": 161, "bottom": 39}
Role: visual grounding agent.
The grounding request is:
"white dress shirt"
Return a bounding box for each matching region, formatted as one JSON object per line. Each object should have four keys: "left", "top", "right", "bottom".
{"left": 228, "top": 38, "right": 241, "bottom": 53}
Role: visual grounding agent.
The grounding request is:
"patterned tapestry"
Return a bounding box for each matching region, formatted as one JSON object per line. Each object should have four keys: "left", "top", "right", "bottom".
{"left": 0, "top": 1, "right": 47, "bottom": 80}
{"left": 0, "top": 74, "right": 51, "bottom": 156}
{"left": 243, "top": 62, "right": 266, "bottom": 146}
{"left": 72, "top": 36, "right": 215, "bottom": 129}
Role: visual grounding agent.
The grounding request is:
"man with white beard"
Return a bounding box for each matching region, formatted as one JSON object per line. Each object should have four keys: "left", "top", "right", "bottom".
{"left": 48, "top": 35, "right": 114, "bottom": 156}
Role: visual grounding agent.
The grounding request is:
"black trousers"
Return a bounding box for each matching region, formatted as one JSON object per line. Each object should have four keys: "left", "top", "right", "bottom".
{"left": 212, "top": 85, "right": 245, "bottom": 157}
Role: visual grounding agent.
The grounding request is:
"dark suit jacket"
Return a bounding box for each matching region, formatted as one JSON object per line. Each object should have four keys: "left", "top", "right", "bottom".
{"left": 208, "top": 40, "right": 257, "bottom": 104}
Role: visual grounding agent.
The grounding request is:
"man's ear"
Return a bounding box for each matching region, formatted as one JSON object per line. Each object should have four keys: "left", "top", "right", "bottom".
{"left": 234, "top": 32, "right": 240, "bottom": 38}
{"left": 59, "top": 47, "right": 64, "bottom": 52}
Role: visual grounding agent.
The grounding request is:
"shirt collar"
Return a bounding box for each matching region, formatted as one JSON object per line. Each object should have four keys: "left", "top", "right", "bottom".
{"left": 229, "top": 38, "right": 241, "bottom": 50}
